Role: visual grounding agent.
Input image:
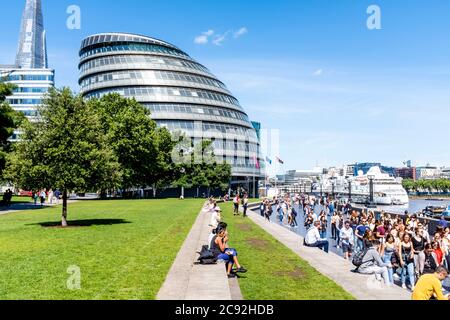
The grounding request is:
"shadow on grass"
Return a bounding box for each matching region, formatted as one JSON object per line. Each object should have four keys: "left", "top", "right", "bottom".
{"left": 29, "top": 219, "right": 132, "bottom": 228}
{"left": 0, "top": 204, "right": 48, "bottom": 212}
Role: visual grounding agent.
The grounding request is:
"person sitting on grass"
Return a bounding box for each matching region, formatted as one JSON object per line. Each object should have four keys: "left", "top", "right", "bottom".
{"left": 412, "top": 266, "right": 450, "bottom": 300}
{"left": 210, "top": 226, "right": 247, "bottom": 278}
{"left": 304, "top": 221, "right": 329, "bottom": 253}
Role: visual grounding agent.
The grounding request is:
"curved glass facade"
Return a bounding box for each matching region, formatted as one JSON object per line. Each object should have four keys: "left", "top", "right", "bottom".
{"left": 79, "top": 33, "right": 262, "bottom": 179}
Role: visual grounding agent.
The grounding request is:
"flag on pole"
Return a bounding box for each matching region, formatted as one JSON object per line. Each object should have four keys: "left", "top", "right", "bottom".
{"left": 265, "top": 157, "right": 272, "bottom": 165}
{"left": 253, "top": 155, "right": 260, "bottom": 169}
{"left": 276, "top": 156, "right": 284, "bottom": 164}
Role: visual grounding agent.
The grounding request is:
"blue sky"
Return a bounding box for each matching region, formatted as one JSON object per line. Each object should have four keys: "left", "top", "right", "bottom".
{"left": 1, "top": 0, "right": 450, "bottom": 173}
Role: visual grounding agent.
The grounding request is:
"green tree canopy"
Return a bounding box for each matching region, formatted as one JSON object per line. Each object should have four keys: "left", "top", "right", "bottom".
{"left": 89, "top": 94, "right": 177, "bottom": 196}
{"left": 172, "top": 136, "right": 232, "bottom": 197}
{"left": 0, "top": 81, "right": 23, "bottom": 178}
{"left": 5, "top": 88, "right": 121, "bottom": 226}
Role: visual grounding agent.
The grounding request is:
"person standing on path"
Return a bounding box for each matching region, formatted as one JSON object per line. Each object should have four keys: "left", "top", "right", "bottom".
{"left": 412, "top": 228, "right": 426, "bottom": 278}
{"left": 259, "top": 199, "right": 265, "bottom": 217}
{"left": 355, "top": 218, "right": 370, "bottom": 253}
{"left": 242, "top": 195, "right": 249, "bottom": 218}
{"left": 264, "top": 199, "right": 273, "bottom": 222}
{"left": 54, "top": 189, "right": 61, "bottom": 205}
{"left": 39, "top": 189, "right": 46, "bottom": 206}
{"left": 340, "top": 221, "right": 354, "bottom": 260}
{"left": 382, "top": 234, "right": 397, "bottom": 285}
{"left": 48, "top": 189, "right": 54, "bottom": 205}
{"left": 399, "top": 233, "right": 416, "bottom": 291}
{"left": 319, "top": 215, "right": 327, "bottom": 239}
{"left": 233, "top": 194, "right": 240, "bottom": 216}
{"left": 331, "top": 212, "right": 339, "bottom": 240}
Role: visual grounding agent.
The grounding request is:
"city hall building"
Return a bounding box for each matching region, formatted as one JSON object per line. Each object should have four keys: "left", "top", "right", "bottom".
{"left": 78, "top": 33, "right": 263, "bottom": 195}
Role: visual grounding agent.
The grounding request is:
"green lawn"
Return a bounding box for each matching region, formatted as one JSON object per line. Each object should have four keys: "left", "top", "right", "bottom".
{"left": 0, "top": 199, "right": 204, "bottom": 300}
{"left": 222, "top": 202, "right": 355, "bottom": 300}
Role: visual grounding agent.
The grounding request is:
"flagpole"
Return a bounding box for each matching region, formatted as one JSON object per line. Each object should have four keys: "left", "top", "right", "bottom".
{"left": 275, "top": 161, "right": 277, "bottom": 196}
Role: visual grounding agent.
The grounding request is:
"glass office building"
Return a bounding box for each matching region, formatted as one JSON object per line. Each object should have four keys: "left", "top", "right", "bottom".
{"left": 78, "top": 33, "right": 263, "bottom": 189}
{"left": 16, "top": 0, "right": 48, "bottom": 69}
{"left": 0, "top": 0, "right": 54, "bottom": 139}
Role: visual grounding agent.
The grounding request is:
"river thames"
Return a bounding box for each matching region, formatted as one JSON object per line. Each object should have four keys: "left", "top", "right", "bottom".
{"left": 363, "top": 199, "right": 449, "bottom": 214}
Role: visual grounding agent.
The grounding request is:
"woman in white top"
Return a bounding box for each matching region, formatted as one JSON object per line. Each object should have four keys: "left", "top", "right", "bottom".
{"left": 48, "top": 189, "right": 54, "bottom": 205}
{"left": 210, "top": 207, "right": 221, "bottom": 228}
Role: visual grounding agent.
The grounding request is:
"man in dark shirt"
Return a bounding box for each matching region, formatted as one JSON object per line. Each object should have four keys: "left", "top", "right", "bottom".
{"left": 355, "top": 217, "right": 370, "bottom": 253}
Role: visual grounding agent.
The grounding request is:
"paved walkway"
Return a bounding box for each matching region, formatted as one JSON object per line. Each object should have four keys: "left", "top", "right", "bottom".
{"left": 157, "top": 204, "right": 243, "bottom": 300}
{"left": 246, "top": 205, "right": 411, "bottom": 300}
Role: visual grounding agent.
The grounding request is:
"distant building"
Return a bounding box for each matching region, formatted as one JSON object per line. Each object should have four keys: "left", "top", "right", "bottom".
{"left": 416, "top": 166, "right": 441, "bottom": 180}
{"left": 78, "top": 32, "right": 263, "bottom": 192}
{"left": 345, "top": 164, "right": 355, "bottom": 177}
{"left": 353, "top": 163, "right": 396, "bottom": 177}
{"left": 1, "top": 0, "right": 55, "bottom": 140}
{"left": 441, "top": 167, "right": 450, "bottom": 179}
{"left": 395, "top": 167, "right": 417, "bottom": 180}
{"left": 276, "top": 168, "right": 322, "bottom": 184}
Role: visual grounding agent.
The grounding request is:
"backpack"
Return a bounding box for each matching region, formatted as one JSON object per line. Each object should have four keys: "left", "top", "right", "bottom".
{"left": 197, "top": 245, "right": 217, "bottom": 265}
{"left": 352, "top": 248, "right": 369, "bottom": 268}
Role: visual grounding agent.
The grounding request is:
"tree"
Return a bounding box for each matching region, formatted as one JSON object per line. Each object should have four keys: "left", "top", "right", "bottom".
{"left": 0, "top": 81, "right": 23, "bottom": 178}
{"left": 90, "top": 94, "right": 177, "bottom": 197}
{"left": 5, "top": 88, "right": 121, "bottom": 226}
{"left": 91, "top": 94, "right": 156, "bottom": 191}
{"left": 402, "top": 179, "right": 415, "bottom": 193}
{"left": 146, "top": 127, "right": 177, "bottom": 197}
{"left": 171, "top": 136, "right": 232, "bottom": 198}
{"left": 190, "top": 140, "right": 231, "bottom": 197}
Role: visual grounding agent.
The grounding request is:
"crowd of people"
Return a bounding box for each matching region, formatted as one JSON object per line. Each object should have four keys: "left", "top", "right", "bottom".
{"left": 259, "top": 193, "right": 450, "bottom": 299}
{"left": 31, "top": 189, "right": 61, "bottom": 206}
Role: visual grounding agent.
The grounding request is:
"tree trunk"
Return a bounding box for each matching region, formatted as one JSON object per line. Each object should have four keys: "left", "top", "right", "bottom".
{"left": 153, "top": 185, "right": 157, "bottom": 198}
{"left": 196, "top": 187, "right": 199, "bottom": 198}
{"left": 62, "top": 190, "right": 68, "bottom": 227}
{"left": 181, "top": 186, "right": 185, "bottom": 198}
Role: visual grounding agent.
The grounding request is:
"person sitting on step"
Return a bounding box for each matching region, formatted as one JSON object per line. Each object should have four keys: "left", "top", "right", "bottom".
{"left": 210, "top": 226, "right": 247, "bottom": 278}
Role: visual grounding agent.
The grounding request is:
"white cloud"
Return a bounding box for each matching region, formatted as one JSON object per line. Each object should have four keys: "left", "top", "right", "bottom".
{"left": 212, "top": 31, "right": 231, "bottom": 46}
{"left": 194, "top": 30, "right": 215, "bottom": 44}
{"left": 313, "top": 69, "right": 323, "bottom": 76}
{"left": 234, "top": 27, "right": 248, "bottom": 38}
{"left": 194, "top": 35, "right": 209, "bottom": 44}
{"left": 195, "top": 27, "right": 247, "bottom": 46}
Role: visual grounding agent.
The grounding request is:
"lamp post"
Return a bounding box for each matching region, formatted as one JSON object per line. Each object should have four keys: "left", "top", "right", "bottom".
{"left": 320, "top": 182, "right": 323, "bottom": 199}
{"left": 332, "top": 179, "right": 335, "bottom": 200}
{"left": 348, "top": 179, "right": 352, "bottom": 203}
{"left": 367, "top": 174, "right": 376, "bottom": 208}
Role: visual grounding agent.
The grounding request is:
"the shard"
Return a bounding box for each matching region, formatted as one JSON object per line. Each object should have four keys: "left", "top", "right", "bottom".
{"left": 15, "top": 0, "right": 48, "bottom": 69}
